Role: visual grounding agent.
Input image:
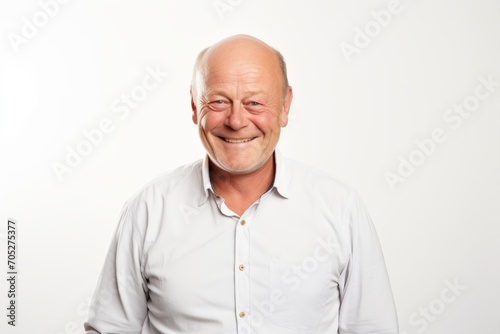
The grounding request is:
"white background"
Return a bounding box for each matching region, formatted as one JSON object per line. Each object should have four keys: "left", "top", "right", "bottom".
{"left": 1, "top": 0, "right": 499, "bottom": 333}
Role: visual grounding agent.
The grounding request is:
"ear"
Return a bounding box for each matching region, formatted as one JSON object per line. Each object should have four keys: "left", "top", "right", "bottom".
{"left": 279, "top": 86, "right": 293, "bottom": 127}
{"left": 190, "top": 88, "right": 198, "bottom": 125}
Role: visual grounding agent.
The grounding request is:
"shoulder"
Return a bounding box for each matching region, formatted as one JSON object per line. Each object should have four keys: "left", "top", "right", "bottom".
{"left": 113, "top": 159, "right": 204, "bottom": 238}
{"left": 103, "top": 159, "right": 205, "bottom": 249}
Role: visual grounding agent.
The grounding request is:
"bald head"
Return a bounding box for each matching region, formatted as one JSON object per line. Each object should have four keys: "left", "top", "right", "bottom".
{"left": 191, "top": 35, "right": 289, "bottom": 99}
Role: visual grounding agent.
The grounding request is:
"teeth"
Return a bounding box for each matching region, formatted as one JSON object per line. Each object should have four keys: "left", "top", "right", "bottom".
{"left": 224, "top": 138, "right": 253, "bottom": 143}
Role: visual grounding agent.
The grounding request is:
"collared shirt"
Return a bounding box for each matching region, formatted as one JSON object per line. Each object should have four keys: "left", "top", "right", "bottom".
{"left": 84, "top": 150, "right": 399, "bottom": 334}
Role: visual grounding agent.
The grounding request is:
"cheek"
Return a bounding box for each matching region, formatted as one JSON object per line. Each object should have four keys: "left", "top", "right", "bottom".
{"left": 199, "top": 111, "right": 221, "bottom": 131}
{"left": 252, "top": 114, "right": 281, "bottom": 134}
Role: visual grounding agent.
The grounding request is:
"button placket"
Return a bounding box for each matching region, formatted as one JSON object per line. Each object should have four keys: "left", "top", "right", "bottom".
{"left": 235, "top": 216, "right": 251, "bottom": 332}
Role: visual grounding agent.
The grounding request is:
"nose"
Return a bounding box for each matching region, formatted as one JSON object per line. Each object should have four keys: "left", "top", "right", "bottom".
{"left": 224, "top": 102, "right": 247, "bottom": 130}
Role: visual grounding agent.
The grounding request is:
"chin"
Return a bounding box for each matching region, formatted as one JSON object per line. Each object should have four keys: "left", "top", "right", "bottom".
{"left": 215, "top": 156, "right": 265, "bottom": 175}
{"left": 220, "top": 161, "right": 260, "bottom": 174}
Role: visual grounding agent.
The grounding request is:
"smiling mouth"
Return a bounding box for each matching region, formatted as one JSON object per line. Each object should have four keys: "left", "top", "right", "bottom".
{"left": 222, "top": 137, "right": 256, "bottom": 143}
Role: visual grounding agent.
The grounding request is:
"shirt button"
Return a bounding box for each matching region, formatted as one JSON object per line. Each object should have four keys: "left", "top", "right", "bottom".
{"left": 240, "top": 219, "right": 246, "bottom": 226}
{"left": 239, "top": 311, "right": 246, "bottom": 318}
{"left": 239, "top": 264, "right": 245, "bottom": 271}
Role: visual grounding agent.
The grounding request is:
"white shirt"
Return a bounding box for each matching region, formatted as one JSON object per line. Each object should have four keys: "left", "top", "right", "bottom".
{"left": 84, "top": 150, "right": 398, "bottom": 334}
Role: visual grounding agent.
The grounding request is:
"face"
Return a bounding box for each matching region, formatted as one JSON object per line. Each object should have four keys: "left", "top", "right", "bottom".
{"left": 191, "top": 40, "right": 293, "bottom": 175}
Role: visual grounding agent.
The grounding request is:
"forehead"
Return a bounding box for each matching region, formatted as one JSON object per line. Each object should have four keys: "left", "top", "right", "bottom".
{"left": 199, "top": 58, "right": 281, "bottom": 94}
{"left": 205, "top": 63, "right": 266, "bottom": 84}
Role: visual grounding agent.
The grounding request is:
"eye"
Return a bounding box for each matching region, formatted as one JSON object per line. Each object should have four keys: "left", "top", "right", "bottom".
{"left": 208, "top": 99, "right": 226, "bottom": 106}
{"left": 249, "top": 101, "right": 260, "bottom": 106}
{"left": 207, "top": 99, "right": 228, "bottom": 111}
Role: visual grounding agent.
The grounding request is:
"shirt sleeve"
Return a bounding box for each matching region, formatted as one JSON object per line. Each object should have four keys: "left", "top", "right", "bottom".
{"left": 338, "top": 189, "right": 399, "bottom": 334}
{"left": 84, "top": 199, "right": 148, "bottom": 333}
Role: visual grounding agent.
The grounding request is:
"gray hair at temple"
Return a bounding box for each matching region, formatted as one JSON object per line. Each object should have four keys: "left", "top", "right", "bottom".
{"left": 190, "top": 37, "right": 289, "bottom": 99}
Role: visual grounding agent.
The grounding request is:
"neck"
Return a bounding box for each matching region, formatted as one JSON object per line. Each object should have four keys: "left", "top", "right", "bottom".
{"left": 209, "top": 154, "right": 275, "bottom": 215}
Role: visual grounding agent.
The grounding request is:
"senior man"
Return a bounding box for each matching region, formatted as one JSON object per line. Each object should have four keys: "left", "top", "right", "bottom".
{"left": 84, "top": 34, "right": 399, "bottom": 333}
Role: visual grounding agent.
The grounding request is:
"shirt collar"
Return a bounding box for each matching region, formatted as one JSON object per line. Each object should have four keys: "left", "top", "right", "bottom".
{"left": 273, "top": 148, "right": 291, "bottom": 199}
{"left": 198, "top": 149, "right": 291, "bottom": 206}
{"left": 199, "top": 155, "right": 213, "bottom": 206}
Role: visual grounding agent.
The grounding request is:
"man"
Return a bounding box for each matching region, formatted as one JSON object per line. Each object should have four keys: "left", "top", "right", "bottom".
{"left": 84, "top": 34, "right": 399, "bottom": 333}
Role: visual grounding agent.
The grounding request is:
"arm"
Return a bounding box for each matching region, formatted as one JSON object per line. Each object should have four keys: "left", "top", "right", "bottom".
{"left": 84, "top": 200, "right": 148, "bottom": 333}
{"left": 338, "top": 189, "right": 399, "bottom": 334}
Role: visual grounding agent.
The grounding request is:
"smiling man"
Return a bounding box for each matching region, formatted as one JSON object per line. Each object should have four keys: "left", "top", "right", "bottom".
{"left": 191, "top": 35, "right": 292, "bottom": 216}
{"left": 85, "top": 35, "right": 399, "bottom": 334}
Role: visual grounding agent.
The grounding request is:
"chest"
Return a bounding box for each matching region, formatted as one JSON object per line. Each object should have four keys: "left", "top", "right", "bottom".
{"left": 142, "top": 197, "right": 347, "bottom": 332}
